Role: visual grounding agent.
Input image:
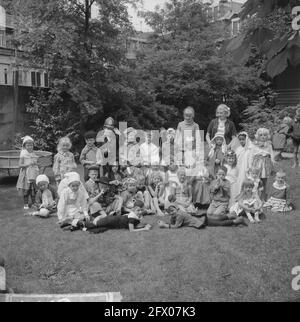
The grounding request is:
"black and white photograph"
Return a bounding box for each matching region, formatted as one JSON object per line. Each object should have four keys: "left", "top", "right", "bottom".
{"left": 0, "top": 0, "right": 300, "bottom": 305}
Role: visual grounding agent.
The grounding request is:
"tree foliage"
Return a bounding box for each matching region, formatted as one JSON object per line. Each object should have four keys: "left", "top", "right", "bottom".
{"left": 226, "top": 0, "right": 300, "bottom": 78}
{"left": 136, "top": 0, "right": 266, "bottom": 130}
{"left": 1, "top": 0, "right": 179, "bottom": 151}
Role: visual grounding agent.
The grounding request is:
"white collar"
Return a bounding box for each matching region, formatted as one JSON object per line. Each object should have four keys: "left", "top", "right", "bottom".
{"left": 273, "top": 182, "right": 287, "bottom": 190}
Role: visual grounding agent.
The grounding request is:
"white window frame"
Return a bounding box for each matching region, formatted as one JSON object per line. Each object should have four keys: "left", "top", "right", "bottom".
{"left": 231, "top": 17, "right": 241, "bottom": 37}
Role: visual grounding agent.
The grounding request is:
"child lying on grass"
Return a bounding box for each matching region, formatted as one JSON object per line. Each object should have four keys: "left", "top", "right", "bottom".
{"left": 64, "top": 200, "right": 152, "bottom": 233}
{"left": 158, "top": 205, "right": 206, "bottom": 230}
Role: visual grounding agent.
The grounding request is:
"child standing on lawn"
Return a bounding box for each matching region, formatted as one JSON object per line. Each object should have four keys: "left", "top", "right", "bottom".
{"left": 264, "top": 170, "right": 293, "bottom": 213}
{"left": 288, "top": 107, "right": 300, "bottom": 168}
{"left": 250, "top": 128, "right": 275, "bottom": 201}
{"left": 53, "top": 137, "right": 77, "bottom": 185}
{"left": 272, "top": 117, "right": 292, "bottom": 161}
{"left": 235, "top": 131, "right": 253, "bottom": 192}
{"left": 224, "top": 150, "right": 239, "bottom": 208}
{"left": 230, "top": 179, "right": 263, "bottom": 224}
{"left": 80, "top": 131, "right": 98, "bottom": 181}
{"left": 207, "top": 133, "right": 227, "bottom": 178}
{"left": 16, "top": 136, "right": 39, "bottom": 210}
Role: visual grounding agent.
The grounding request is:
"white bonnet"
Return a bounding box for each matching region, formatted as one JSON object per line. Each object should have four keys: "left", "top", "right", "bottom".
{"left": 36, "top": 174, "right": 49, "bottom": 185}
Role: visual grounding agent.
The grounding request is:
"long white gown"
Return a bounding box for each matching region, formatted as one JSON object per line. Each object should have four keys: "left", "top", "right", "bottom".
{"left": 235, "top": 132, "right": 253, "bottom": 193}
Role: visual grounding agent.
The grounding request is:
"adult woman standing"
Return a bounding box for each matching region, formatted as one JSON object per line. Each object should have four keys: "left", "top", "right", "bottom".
{"left": 206, "top": 104, "right": 237, "bottom": 148}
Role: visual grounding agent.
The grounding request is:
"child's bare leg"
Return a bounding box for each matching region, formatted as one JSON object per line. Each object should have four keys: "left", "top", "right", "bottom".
{"left": 246, "top": 212, "right": 255, "bottom": 223}
{"left": 143, "top": 191, "right": 152, "bottom": 209}
{"left": 254, "top": 211, "right": 261, "bottom": 223}
{"left": 153, "top": 197, "right": 165, "bottom": 216}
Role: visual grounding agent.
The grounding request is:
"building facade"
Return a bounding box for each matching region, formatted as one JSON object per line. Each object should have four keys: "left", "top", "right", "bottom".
{"left": 0, "top": 6, "right": 49, "bottom": 150}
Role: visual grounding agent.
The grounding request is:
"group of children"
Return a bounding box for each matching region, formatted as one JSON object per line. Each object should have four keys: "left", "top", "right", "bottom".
{"left": 16, "top": 105, "right": 298, "bottom": 233}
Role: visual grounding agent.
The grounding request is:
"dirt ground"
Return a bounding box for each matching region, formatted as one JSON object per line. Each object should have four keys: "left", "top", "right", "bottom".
{"left": 0, "top": 160, "right": 300, "bottom": 302}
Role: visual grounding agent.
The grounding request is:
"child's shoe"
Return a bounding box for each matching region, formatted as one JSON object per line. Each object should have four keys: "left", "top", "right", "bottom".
{"left": 24, "top": 205, "right": 29, "bottom": 210}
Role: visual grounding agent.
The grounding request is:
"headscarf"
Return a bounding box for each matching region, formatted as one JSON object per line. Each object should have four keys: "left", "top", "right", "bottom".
{"left": 67, "top": 172, "right": 81, "bottom": 185}
{"left": 208, "top": 133, "right": 227, "bottom": 159}
{"left": 237, "top": 131, "right": 252, "bottom": 150}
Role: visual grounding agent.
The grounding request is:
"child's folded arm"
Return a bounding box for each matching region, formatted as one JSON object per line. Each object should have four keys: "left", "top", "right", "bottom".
{"left": 238, "top": 200, "right": 252, "bottom": 213}
{"left": 79, "top": 147, "right": 88, "bottom": 165}
{"left": 128, "top": 222, "right": 151, "bottom": 232}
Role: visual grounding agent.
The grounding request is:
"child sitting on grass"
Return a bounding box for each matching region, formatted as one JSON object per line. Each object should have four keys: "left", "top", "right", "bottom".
{"left": 80, "top": 131, "right": 98, "bottom": 181}
{"left": 96, "top": 177, "right": 123, "bottom": 216}
{"left": 263, "top": 170, "right": 294, "bottom": 213}
{"left": 158, "top": 205, "right": 206, "bottom": 230}
{"left": 57, "top": 172, "right": 89, "bottom": 226}
{"left": 171, "top": 167, "right": 196, "bottom": 215}
{"left": 230, "top": 179, "right": 263, "bottom": 224}
{"left": 147, "top": 172, "right": 165, "bottom": 217}
{"left": 79, "top": 200, "right": 152, "bottom": 234}
{"left": 206, "top": 166, "right": 247, "bottom": 227}
{"left": 27, "top": 175, "right": 58, "bottom": 218}
{"left": 84, "top": 165, "right": 106, "bottom": 218}
{"left": 107, "top": 161, "right": 124, "bottom": 194}
{"left": 191, "top": 163, "right": 211, "bottom": 210}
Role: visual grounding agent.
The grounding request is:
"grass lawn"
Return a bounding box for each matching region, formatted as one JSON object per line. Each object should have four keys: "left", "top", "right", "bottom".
{"left": 0, "top": 158, "right": 300, "bottom": 302}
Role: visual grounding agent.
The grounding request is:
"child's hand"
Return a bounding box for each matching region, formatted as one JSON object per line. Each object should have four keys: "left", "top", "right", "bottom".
{"left": 145, "top": 224, "right": 152, "bottom": 230}
{"left": 157, "top": 221, "right": 167, "bottom": 228}
{"left": 215, "top": 159, "right": 221, "bottom": 165}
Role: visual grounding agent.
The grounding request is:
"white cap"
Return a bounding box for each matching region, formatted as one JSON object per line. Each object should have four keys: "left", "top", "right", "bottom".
{"left": 36, "top": 174, "right": 49, "bottom": 185}
{"left": 22, "top": 136, "right": 34, "bottom": 145}
{"left": 67, "top": 172, "right": 81, "bottom": 185}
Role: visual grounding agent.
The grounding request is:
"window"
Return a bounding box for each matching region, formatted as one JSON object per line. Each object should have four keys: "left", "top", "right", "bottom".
{"left": 213, "top": 6, "right": 219, "bottom": 21}
{"left": 31, "top": 71, "right": 36, "bottom": 86}
{"left": 44, "top": 73, "right": 49, "bottom": 87}
{"left": 36, "top": 72, "right": 41, "bottom": 87}
{"left": 231, "top": 18, "right": 240, "bottom": 37}
{"left": 0, "top": 30, "right": 5, "bottom": 47}
{"left": 4, "top": 68, "right": 8, "bottom": 84}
